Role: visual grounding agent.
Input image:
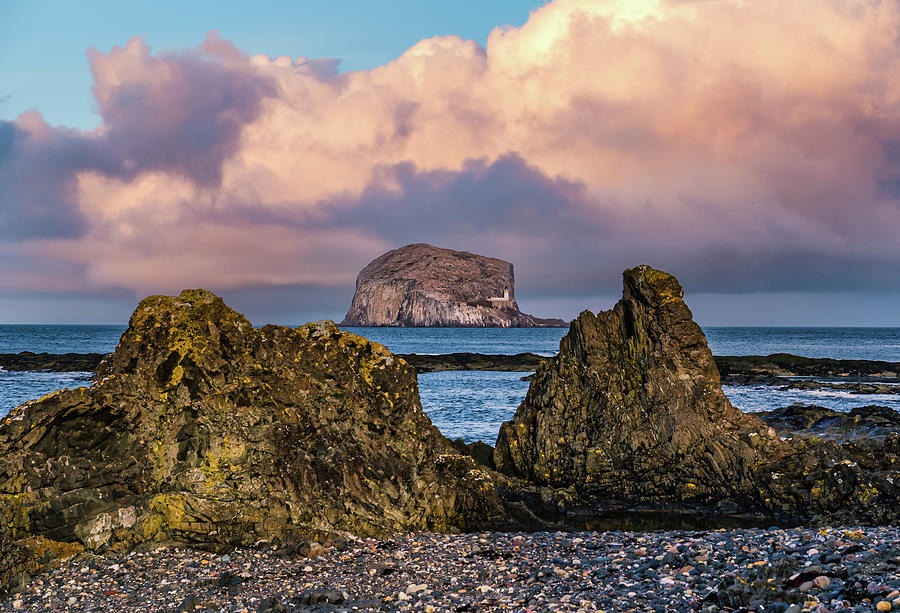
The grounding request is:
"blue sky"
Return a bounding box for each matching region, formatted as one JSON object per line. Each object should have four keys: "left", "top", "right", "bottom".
{"left": 0, "top": 1, "right": 542, "bottom": 129}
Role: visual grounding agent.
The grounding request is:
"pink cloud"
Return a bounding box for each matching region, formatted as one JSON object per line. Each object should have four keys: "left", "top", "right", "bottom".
{"left": 2, "top": 0, "right": 900, "bottom": 304}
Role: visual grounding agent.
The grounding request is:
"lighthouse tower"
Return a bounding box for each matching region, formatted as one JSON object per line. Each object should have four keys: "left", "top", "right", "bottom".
{"left": 489, "top": 286, "right": 511, "bottom": 305}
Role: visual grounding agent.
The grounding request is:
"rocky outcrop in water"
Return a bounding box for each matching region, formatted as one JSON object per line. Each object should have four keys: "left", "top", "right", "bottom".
{"left": 4, "top": 269, "right": 900, "bottom": 596}
{"left": 399, "top": 352, "right": 547, "bottom": 373}
{"left": 494, "top": 265, "right": 780, "bottom": 508}
{"left": 494, "top": 266, "right": 900, "bottom": 523}
{"left": 0, "top": 352, "right": 105, "bottom": 372}
{"left": 715, "top": 354, "right": 900, "bottom": 395}
{"left": 715, "top": 354, "right": 900, "bottom": 384}
{"left": 759, "top": 404, "right": 900, "bottom": 441}
{"left": 0, "top": 290, "right": 526, "bottom": 592}
{"left": 341, "top": 244, "right": 566, "bottom": 328}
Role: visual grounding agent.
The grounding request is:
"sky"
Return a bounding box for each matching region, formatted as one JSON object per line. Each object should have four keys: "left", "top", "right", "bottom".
{"left": 2, "top": 0, "right": 900, "bottom": 326}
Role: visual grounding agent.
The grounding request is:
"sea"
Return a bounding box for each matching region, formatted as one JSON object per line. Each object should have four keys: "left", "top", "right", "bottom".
{"left": 2, "top": 325, "right": 899, "bottom": 443}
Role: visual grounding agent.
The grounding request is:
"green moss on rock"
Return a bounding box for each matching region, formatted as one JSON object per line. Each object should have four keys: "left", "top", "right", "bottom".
{"left": 0, "top": 289, "right": 518, "bottom": 593}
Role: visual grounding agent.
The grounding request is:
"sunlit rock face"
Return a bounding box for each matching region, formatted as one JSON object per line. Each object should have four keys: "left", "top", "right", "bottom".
{"left": 342, "top": 243, "right": 566, "bottom": 328}
{"left": 0, "top": 289, "right": 511, "bottom": 592}
{"left": 494, "top": 266, "right": 900, "bottom": 523}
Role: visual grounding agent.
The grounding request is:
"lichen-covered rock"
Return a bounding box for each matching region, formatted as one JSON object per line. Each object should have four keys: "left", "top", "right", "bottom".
{"left": 342, "top": 243, "right": 566, "bottom": 327}
{"left": 756, "top": 434, "right": 900, "bottom": 524}
{"left": 495, "top": 266, "right": 779, "bottom": 507}
{"left": 0, "top": 289, "right": 514, "bottom": 589}
{"left": 0, "top": 523, "right": 83, "bottom": 597}
{"left": 494, "top": 266, "right": 900, "bottom": 523}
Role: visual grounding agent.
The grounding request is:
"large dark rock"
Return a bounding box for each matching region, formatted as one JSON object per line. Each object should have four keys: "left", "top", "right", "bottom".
{"left": 342, "top": 243, "right": 566, "bottom": 327}
{"left": 494, "top": 266, "right": 900, "bottom": 523}
{"left": 0, "top": 290, "right": 519, "bottom": 592}
{"left": 494, "top": 265, "right": 780, "bottom": 508}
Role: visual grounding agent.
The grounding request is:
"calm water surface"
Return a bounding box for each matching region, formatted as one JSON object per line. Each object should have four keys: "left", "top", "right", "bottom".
{"left": 0, "top": 325, "right": 125, "bottom": 354}
{"left": 705, "top": 327, "right": 900, "bottom": 362}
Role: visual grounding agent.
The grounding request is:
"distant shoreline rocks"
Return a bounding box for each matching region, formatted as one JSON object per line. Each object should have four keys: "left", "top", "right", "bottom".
{"left": 0, "top": 352, "right": 105, "bottom": 372}
{"left": 6, "top": 350, "right": 899, "bottom": 392}
{"left": 398, "top": 352, "right": 547, "bottom": 372}
{"left": 716, "top": 353, "right": 900, "bottom": 383}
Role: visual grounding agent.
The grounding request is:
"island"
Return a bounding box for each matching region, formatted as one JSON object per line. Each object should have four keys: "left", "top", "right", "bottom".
{"left": 341, "top": 243, "right": 567, "bottom": 327}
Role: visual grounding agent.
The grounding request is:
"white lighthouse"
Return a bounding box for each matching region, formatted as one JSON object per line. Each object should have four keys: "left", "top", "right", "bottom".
{"left": 489, "top": 286, "right": 511, "bottom": 305}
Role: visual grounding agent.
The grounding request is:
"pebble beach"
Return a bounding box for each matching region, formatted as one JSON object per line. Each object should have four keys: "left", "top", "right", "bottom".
{"left": 3, "top": 527, "right": 900, "bottom": 613}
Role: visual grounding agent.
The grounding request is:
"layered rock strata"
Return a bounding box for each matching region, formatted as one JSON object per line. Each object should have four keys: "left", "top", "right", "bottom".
{"left": 0, "top": 290, "right": 518, "bottom": 592}
{"left": 494, "top": 266, "right": 900, "bottom": 523}
{"left": 342, "top": 244, "right": 565, "bottom": 327}
{"left": 495, "top": 266, "right": 779, "bottom": 505}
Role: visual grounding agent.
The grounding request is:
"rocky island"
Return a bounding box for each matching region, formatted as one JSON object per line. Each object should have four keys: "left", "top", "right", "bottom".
{"left": 341, "top": 243, "right": 566, "bottom": 327}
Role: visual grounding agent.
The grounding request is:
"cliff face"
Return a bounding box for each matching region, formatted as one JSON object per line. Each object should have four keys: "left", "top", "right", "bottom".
{"left": 341, "top": 244, "right": 566, "bottom": 327}
{"left": 0, "top": 289, "right": 516, "bottom": 591}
